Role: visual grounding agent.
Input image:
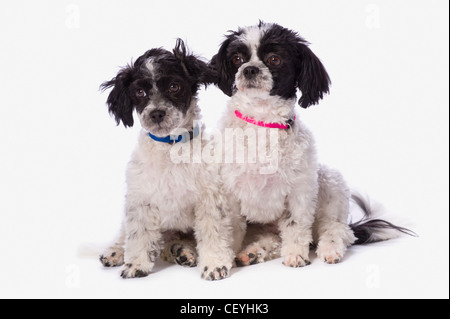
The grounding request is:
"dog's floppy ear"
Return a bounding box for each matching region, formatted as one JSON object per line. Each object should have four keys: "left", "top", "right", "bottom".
{"left": 295, "top": 41, "right": 331, "bottom": 108}
{"left": 173, "top": 38, "right": 216, "bottom": 86}
{"left": 209, "top": 36, "right": 236, "bottom": 96}
{"left": 100, "top": 66, "right": 135, "bottom": 128}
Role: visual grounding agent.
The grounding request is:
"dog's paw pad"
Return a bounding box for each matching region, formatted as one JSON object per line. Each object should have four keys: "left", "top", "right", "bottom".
{"left": 174, "top": 246, "right": 198, "bottom": 268}
{"left": 283, "top": 254, "right": 311, "bottom": 268}
{"left": 99, "top": 250, "right": 124, "bottom": 268}
{"left": 120, "top": 263, "right": 150, "bottom": 279}
{"left": 201, "top": 266, "right": 230, "bottom": 281}
{"left": 235, "top": 246, "right": 265, "bottom": 267}
{"left": 235, "top": 253, "right": 258, "bottom": 267}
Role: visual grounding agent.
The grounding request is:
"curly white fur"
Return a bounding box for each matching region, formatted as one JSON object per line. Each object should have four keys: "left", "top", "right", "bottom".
{"left": 101, "top": 115, "right": 237, "bottom": 279}
{"left": 99, "top": 41, "right": 238, "bottom": 280}
{"left": 219, "top": 89, "right": 357, "bottom": 266}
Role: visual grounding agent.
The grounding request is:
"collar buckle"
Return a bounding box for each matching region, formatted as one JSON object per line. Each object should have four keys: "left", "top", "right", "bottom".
{"left": 148, "top": 123, "right": 200, "bottom": 144}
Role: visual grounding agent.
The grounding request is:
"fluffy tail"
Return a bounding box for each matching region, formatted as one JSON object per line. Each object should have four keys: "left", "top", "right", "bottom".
{"left": 350, "top": 194, "right": 417, "bottom": 245}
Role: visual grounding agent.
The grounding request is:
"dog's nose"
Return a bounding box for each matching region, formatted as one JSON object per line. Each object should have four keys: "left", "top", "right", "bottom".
{"left": 149, "top": 110, "right": 166, "bottom": 124}
{"left": 243, "top": 66, "right": 260, "bottom": 79}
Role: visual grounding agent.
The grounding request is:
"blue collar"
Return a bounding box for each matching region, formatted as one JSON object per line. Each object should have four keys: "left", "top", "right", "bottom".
{"left": 148, "top": 124, "right": 200, "bottom": 144}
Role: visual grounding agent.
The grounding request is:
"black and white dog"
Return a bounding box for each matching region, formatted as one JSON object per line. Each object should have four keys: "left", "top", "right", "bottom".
{"left": 99, "top": 40, "right": 235, "bottom": 280}
{"left": 210, "top": 22, "right": 413, "bottom": 267}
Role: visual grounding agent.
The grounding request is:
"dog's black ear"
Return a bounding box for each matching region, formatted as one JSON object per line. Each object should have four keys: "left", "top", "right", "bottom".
{"left": 100, "top": 66, "right": 135, "bottom": 127}
{"left": 173, "top": 38, "right": 217, "bottom": 87}
{"left": 209, "top": 36, "right": 236, "bottom": 96}
{"left": 295, "top": 41, "right": 331, "bottom": 108}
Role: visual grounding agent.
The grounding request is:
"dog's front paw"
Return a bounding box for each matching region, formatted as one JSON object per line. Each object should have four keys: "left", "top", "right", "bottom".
{"left": 283, "top": 254, "right": 311, "bottom": 268}
{"left": 120, "top": 262, "right": 152, "bottom": 279}
{"left": 201, "top": 266, "right": 230, "bottom": 281}
{"left": 100, "top": 248, "right": 124, "bottom": 268}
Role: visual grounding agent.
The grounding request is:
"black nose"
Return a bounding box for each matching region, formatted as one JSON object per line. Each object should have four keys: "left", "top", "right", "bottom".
{"left": 243, "top": 66, "right": 260, "bottom": 79}
{"left": 149, "top": 110, "right": 166, "bottom": 124}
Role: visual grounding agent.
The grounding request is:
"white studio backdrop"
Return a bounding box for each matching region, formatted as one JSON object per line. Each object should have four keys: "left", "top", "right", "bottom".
{"left": 0, "top": 0, "right": 448, "bottom": 299}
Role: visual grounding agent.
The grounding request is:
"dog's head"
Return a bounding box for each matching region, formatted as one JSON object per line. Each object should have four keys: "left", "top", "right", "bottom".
{"left": 101, "top": 39, "right": 214, "bottom": 135}
{"left": 210, "top": 22, "right": 331, "bottom": 108}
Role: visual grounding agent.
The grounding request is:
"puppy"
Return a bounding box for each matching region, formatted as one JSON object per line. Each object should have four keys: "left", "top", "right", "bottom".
{"left": 99, "top": 40, "right": 234, "bottom": 280}
{"left": 210, "top": 22, "right": 413, "bottom": 267}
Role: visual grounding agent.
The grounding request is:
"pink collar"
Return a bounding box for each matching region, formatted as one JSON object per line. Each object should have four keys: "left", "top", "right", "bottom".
{"left": 234, "top": 110, "right": 296, "bottom": 129}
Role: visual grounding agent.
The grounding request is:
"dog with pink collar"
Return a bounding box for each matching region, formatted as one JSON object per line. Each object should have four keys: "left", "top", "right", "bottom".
{"left": 210, "top": 22, "right": 412, "bottom": 267}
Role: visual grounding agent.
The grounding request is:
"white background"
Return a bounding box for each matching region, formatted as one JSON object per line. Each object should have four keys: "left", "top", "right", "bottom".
{"left": 0, "top": 0, "right": 448, "bottom": 299}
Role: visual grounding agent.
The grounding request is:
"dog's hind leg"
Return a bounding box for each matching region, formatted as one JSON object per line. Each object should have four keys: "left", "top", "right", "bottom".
{"left": 235, "top": 223, "right": 281, "bottom": 267}
{"left": 160, "top": 231, "right": 198, "bottom": 268}
{"left": 314, "top": 165, "right": 356, "bottom": 264}
{"left": 315, "top": 219, "right": 356, "bottom": 264}
{"left": 99, "top": 222, "right": 126, "bottom": 268}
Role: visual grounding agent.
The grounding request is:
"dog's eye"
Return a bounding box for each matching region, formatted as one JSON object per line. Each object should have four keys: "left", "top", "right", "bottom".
{"left": 268, "top": 56, "right": 282, "bottom": 66}
{"left": 169, "top": 83, "right": 180, "bottom": 93}
{"left": 136, "top": 89, "right": 147, "bottom": 98}
{"left": 232, "top": 55, "right": 245, "bottom": 67}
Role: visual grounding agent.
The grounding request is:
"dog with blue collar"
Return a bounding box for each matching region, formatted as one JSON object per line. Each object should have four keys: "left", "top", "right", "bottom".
{"left": 99, "top": 40, "right": 237, "bottom": 281}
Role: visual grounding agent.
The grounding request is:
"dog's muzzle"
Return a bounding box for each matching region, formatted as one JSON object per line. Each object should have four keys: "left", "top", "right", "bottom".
{"left": 236, "top": 62, "right": 274, "bottom": 93}
{"left": 243, "top": 66, "right": 260, "bottom": 80}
